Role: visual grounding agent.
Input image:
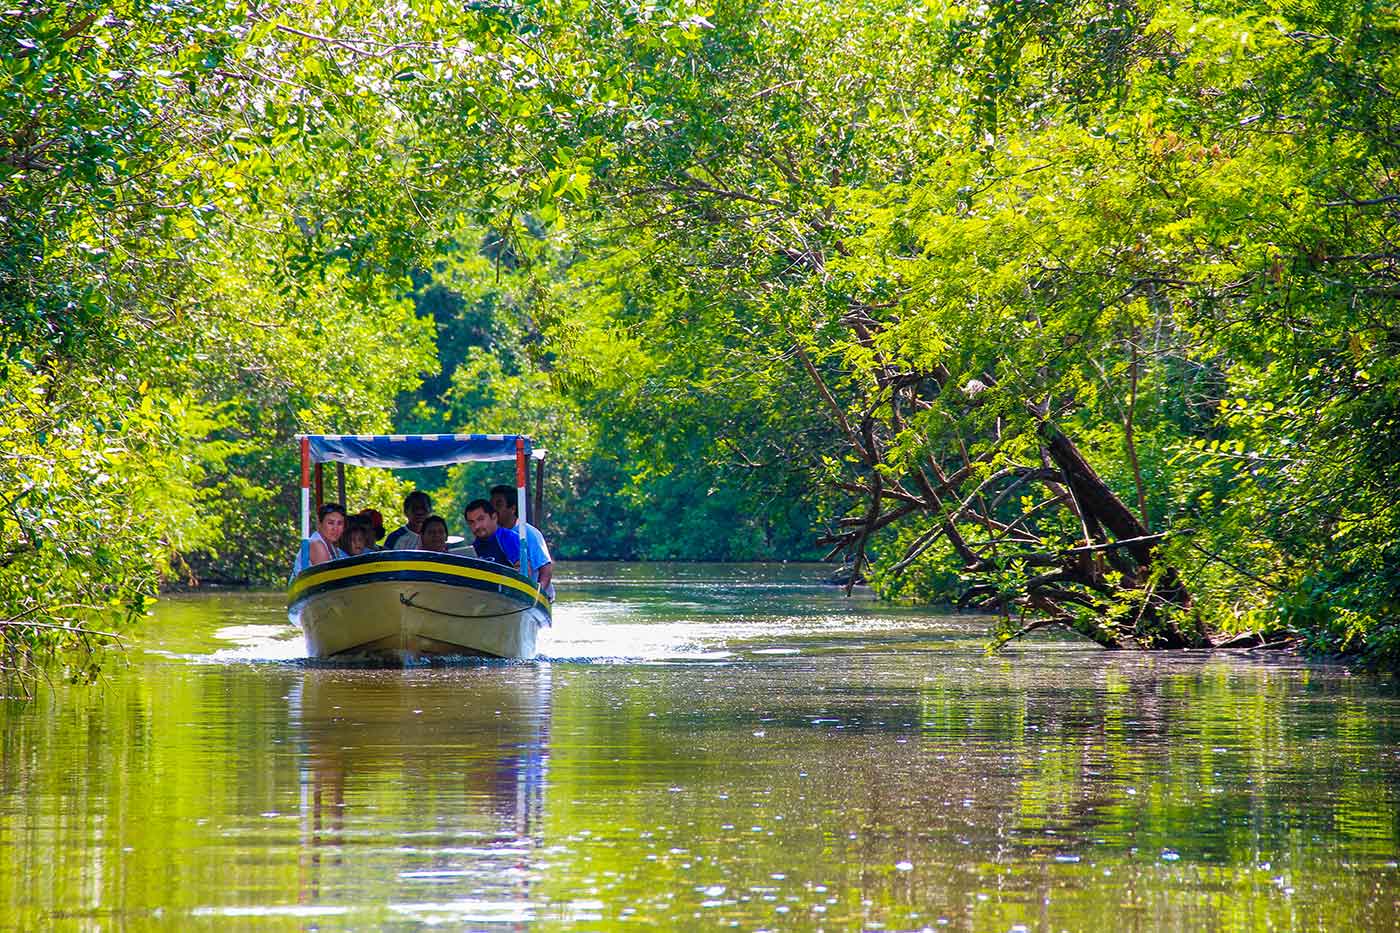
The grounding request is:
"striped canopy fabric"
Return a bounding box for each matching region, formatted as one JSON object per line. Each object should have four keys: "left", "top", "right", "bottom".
{"left": 301, "top": 434, "right": 534, "bottom": 468}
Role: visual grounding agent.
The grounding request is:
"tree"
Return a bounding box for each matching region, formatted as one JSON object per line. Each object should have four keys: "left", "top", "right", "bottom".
{"left": 1, "top": 0, "right": 728, "bottom": 680}
{"left": 532, "top": 0, "right": 1400, "bottom": 659}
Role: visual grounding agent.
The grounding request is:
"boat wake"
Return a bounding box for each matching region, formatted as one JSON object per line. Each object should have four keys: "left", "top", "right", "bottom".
{"left": 161, "top": 590, "right": 975, "bottom": 666}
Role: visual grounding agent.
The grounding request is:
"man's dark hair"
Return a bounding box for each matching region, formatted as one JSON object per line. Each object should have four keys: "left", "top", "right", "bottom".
{"left": 318, "top": 502, "right": 346, "bottom": 521}
{"left": 489, "top": 485, "right": 517, "bottom": 511}
{"left": 403, "top": 490, "right": 431, "bottom": 512}
{"left": 464, "top": 498, "right": 495, "bottom": 517}
{"left": 421, "top": 514, "right": 448, "bottom": 535}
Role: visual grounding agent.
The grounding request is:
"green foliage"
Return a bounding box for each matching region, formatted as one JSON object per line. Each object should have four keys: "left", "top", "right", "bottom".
{"left": 519, "top": 0, "right": 1400, "bottom": 661}
{"left": 0, "top": 366, "right": 224, "bottom": 689}
{"left": 4, "top": 0, "right": 1398, "bottom": 671}
{"left": 1, "top": 0, "right": 767, "bottom": 681}
{"left": 404, "top": 227, "right": 828, "bottom": 561}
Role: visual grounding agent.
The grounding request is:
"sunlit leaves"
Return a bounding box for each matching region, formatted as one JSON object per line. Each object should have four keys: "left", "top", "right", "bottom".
{"left": 509, "top": 0, "right": 1400, "bottom": 660}
{"left": 4, "top": 0, "right": 1398, "bottom": 668}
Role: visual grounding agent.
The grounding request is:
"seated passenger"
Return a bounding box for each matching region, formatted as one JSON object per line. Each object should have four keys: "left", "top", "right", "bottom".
{"left": 293, "top": 503, "right": 348, "bottom": 575}
{"left": 357, "top": 508, "right": 385, "bottom": 550}
{"left": 419, "top": 515, "right": 450, "bottom": 552}
{"left": 384, "top": 491, "right": 431, "bottom": 550}
{"left": 342, "top": 515, "right": 374, "bottom": 557}
{"left": 463, "top": 498, "right": 520, "bottom": 568}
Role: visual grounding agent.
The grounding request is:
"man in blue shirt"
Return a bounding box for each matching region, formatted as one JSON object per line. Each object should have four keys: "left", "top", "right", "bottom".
{"left": 490, "top": 485, "right": 554, "bottom": 600}
{"left": 463, "top": 499, "right": 520, "bottom": 568}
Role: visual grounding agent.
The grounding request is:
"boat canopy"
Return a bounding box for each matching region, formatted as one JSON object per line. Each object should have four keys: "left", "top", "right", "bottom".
{"left": 298, "top": 434, "right": 543, "bottom": 469}
{"left": 294, "top": 432, "right": 542, "bottom": 578}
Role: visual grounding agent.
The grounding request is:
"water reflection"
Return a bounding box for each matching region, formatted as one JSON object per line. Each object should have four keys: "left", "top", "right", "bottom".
{"left": 0, "top": 562, "right": 1396, "bottom": 930}
{"left": 290, "top": 667, "right": 551, "bottom": 926}
{"left": 534, "top": 650, "right": 1400, "bottom": 930}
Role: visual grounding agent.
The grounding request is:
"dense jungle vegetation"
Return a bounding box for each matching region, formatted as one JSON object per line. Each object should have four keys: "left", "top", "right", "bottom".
{"left": 3, "top": 0, "right": 1398, "bottom": 674}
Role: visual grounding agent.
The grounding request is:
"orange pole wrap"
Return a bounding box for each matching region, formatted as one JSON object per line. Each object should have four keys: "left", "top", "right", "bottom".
{"left": 299, "top": 437, "right": 312, "bottom": 539}
{"left": 515, "top": 438, "right": 527, "bottom": 487}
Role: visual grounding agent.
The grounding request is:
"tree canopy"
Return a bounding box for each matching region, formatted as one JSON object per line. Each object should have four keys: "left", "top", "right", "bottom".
{"left": 4, "top": 0, "right": 1398, "bottom": 677}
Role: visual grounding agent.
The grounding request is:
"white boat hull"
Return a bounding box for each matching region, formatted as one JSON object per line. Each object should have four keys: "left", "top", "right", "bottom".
{"left": 288, "top": 551, "right": 550, "bottom": 662}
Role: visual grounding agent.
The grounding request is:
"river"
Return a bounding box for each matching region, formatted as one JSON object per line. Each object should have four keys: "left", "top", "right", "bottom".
{"left": 1, "top": 562, "right": 1397, "bottom": 929}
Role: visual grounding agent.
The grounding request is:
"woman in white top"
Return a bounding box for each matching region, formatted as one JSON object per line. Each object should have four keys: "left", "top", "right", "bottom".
{"left": 309, "top": 503, "right": 347, "bottom": 564}
{"left": 293, "top": 503, "right": 348, "bottom": 576}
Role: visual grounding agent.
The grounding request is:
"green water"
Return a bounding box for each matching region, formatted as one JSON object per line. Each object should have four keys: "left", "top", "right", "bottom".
{"left": 2, "top": 563, "right": 1397, "bottom": 930}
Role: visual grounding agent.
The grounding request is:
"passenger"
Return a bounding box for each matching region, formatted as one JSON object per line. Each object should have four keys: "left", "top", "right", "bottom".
{"left": 490, "top": 484, "right": 555, "bottom": 600}
{"left": 419, "top": 515, "right": 450, "bottom": 552}
{"left": 384, "top": 491, "right": 431, "bottom": 550}
{"left": 292, "top": 503, "right": 348, "bottom": 575}
{"left": 357, "top": 508, "right": 385, "bottom": 549}
{"left": 308, "top": 503, "right": 347, "bottom": 564}
{"left": 463, "top": 498, "right": 520, "bottom": 568}
{"left": 342, "top": 515, "right": 374, "bottom": 557}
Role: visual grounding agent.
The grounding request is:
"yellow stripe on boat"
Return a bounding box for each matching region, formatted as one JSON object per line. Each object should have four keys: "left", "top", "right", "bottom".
{"left": 288, "top": 558, "right": 544, "bottom": 604}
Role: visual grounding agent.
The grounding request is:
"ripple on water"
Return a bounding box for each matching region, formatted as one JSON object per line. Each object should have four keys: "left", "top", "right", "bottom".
{"left": 1, "top": 562, "right": 1396, "bottom": 932}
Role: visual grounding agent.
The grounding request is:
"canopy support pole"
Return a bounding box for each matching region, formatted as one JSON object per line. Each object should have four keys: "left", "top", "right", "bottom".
{"left": 534, "top": 456, "right": 546, "bottom": 526}
{"left": 299, "top": 437, "right": 311, "bottom": 539}
{"left": 336, "top": 462, "right": 346, "bottom": 508}
{"left": 314, "top": 463, "right": 324, "bottom": 512}
{"left": 516, "top": 438, "right": 531, "bottom": 581}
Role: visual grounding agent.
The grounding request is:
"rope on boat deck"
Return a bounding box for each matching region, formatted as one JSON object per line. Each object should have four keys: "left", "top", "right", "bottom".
{"left": 400, "top": 591, "right": 530, "bottom": 620}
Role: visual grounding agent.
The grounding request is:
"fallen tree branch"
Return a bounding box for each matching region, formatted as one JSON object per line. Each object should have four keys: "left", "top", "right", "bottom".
{"left": 0, "top": 620, "right": 124, "bottom": 643}
{"left": 792, "top": 342, "right": 868, "bottom": 462}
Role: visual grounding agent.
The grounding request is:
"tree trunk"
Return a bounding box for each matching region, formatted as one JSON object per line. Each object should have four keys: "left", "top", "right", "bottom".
{"left": 1038, "top": 421, "right": 1200, "bottom": 647}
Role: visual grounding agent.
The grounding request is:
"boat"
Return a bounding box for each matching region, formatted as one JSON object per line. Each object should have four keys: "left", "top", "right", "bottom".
{"left": 287, "top": 433, "right": 551, "bottom": 661}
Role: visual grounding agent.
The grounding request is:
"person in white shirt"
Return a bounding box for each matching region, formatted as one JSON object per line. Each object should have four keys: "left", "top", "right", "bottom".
{"left": 489, "top": 485, "right": 554, "bottom": 599}
{"left": 291, "top": 503, "right": 347, "bottom": 576}
{"left": 384, "top": 490, "right": 432, "bottom": 550}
